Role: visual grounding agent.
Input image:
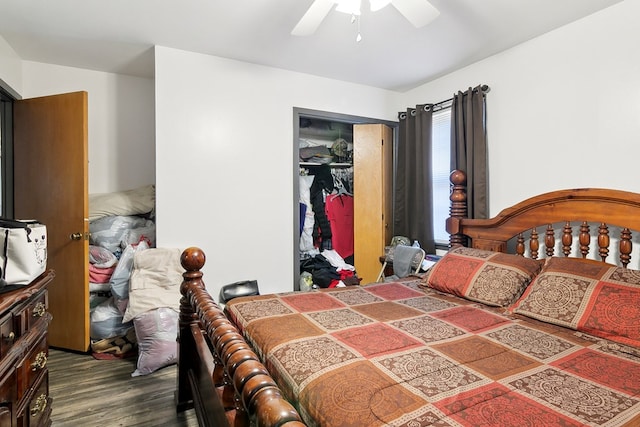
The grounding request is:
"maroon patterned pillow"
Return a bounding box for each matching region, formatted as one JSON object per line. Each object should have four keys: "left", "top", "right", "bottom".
{"left": 510, "top": 257, "right": 640, "bottom": 348}
{"left": 424, "top": 247, "right": 544, "bottom": 307}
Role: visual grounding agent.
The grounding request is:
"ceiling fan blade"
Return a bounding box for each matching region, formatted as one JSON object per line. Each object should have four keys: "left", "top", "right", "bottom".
{"left": 391, "top": 0, "right": 440, "bottom": 28}
{"left": 291, "top": 0, "right": 336, "bottom": 36}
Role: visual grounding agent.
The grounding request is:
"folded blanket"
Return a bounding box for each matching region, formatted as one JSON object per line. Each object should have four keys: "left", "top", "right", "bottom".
{"left": 89, "top": 264, "right": 116, "bottom": 283}
{"left": 122, "top": 248, "right": 184, "bottom": 322}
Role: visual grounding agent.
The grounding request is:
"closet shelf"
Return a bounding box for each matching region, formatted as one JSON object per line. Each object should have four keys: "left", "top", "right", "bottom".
{"left": 300, "top": 162, "right": 352, "bottom": 168}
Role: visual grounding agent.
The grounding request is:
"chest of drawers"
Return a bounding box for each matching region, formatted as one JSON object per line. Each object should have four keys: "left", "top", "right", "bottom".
{"left": 0, "top": 271, "right": 54, "bottom": 427}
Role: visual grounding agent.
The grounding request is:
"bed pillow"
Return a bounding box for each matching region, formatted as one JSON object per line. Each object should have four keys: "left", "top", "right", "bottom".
{"left": 89, "top": 184, "right": 155, "bottom": 221}
{"left": 424, "top": 247, "right": 544, "bottom": 307}
{"left": 510, "top": 256, "right": 640, "bottom": 348}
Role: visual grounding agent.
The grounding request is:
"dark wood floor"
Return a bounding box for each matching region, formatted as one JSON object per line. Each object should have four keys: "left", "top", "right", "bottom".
{"left": 48, "top": 348, "right": 199, "bottom": 427}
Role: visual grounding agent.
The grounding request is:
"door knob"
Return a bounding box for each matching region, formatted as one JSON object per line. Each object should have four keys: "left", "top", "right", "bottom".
{"left": 70, "top": 232, "right": 83, "bottom": 240}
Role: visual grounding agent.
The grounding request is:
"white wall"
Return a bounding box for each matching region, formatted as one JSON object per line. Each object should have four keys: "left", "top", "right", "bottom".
{"left": 402, "top": 0, "right": 640, "bottom": 216}
{"left": 20, "top": 62, "right": 155, "bottom": 194}
{"left": 155, "top": 46, "right": 399, "bottom": 297}
{"left": 0, "top": 35, "right": 22, "bottom": 94}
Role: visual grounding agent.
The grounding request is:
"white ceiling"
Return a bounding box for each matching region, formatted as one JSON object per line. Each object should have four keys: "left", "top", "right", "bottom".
{"left": 0, "top": 0, "right": 623, "bottom": 92}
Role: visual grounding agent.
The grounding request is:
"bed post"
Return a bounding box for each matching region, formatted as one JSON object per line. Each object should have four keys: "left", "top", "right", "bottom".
{"left": 176, "top": 246, "right": 206, "bottom": 412}
{"left": 176, "top": 247, "right": 307, "bottom": 427}
{"left": 447, "top": 169, "right": 468, "bottom": 248}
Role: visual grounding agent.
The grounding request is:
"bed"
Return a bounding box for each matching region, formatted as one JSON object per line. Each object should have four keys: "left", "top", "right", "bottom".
{"left": 176, "top": 169, "right": 640, "bottom": 426}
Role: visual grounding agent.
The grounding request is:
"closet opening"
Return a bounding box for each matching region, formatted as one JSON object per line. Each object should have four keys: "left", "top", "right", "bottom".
{"left": 293, "top": 107, "right": 398, "bottom": 290}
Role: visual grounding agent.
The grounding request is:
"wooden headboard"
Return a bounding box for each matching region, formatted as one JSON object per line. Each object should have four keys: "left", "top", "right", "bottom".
{"left": 447, "top": 169, "right": 640, "bottom": 267}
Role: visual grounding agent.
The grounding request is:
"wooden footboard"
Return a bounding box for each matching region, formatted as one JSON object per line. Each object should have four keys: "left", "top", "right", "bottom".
{"left": 176, "top": 247, "right": 306, "bottom": 427}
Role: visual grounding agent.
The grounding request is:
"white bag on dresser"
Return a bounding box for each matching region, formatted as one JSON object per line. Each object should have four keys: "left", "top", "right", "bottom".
{"left": 0, "top": 219, "right": 47, "bottom": 285}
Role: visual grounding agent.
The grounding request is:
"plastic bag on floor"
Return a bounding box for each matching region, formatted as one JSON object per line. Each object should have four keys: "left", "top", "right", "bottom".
{"left": 90, "top": 296, "right": 133, "bottom": 340}
{"left": 131, "top": 307, "right": 178, "bottom": 377}
{"left": 89, "top": 245, "right": 118, "bottom": 268}
{"left": 110, "top": 240, "right": 149, "bottom": 302}
{"left": 89, "top": 215, "right": 154, "bottom": 254}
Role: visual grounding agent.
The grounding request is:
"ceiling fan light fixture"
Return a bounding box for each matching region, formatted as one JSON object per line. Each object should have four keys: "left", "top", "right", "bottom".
{"left": 369, "top": 0, "right": 392, "bottom": 12}
{"left": 335, "top": 0, "right": 362, "bottom": 15}
{"left": 291, "top": 0, "right": 439, "bottom": 38}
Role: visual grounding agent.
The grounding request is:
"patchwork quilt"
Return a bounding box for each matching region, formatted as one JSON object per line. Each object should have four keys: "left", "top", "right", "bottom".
{"left": 225, "top": 280, "right": 640, "bottom": 427}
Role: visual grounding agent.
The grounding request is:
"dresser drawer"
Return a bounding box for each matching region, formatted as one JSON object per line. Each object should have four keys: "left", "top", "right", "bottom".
{"left": 0, "top": 271, "right": 54, "bottom": 427}
{"left": 0, "top": 289, "right": 48, "bottom": 361}
{"left": 16, "top": 372, "right": 50, "bottom": 427}
{"left": 23, "top": 291, "right": 48, "bottom": 334}
{"left": 0, "top": 366, "right": 16, "bottom": 409}
{"left": 0, "top": 367, "right": 16, "bottom": 427}
{"left": 0, "top": 314, "right": 17, "bottom": 359}
{"left": 28, "top": 374, "right": 50, "bottom": 427}
{"left": 17, "top": 334, "right": 48, "bottom": 402}
{"left": 12, "top": 290, "right": 48, "bottom": 338}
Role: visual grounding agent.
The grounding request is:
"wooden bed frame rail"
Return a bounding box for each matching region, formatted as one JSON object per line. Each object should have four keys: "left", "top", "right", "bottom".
{"left": 447, "top": 169, "right": 640, "bottom": 267}
{"left": 176, "top": 247, "right": 306, "bottom": 427}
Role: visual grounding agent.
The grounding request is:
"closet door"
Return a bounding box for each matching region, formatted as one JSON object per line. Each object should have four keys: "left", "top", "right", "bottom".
{"left": 353, "top": 124, "right": 393, "bottom": 284}
{"left": 14, "top": 91, "right": 90, "bottom": 352}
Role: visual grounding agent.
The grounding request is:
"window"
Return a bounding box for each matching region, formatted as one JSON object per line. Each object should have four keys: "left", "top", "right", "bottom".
{"left": 431, "top": 107, "right": 451, "bottom": 244}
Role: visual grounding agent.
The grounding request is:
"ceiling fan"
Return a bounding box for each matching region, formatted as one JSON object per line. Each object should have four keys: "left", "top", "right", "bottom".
{"left": 291, "top": 0, "right": 440, "bottom": 37}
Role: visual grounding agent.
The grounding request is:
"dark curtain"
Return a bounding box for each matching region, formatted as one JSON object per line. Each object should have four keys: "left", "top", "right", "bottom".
{"left": 451, "top": 85, "right": 489, "bottom": 219}
{"left": 394, "top": 105, "right": 435, "bottom": 254}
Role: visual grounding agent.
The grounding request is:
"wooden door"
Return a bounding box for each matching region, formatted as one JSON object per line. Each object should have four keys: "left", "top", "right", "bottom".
{"left": 14, "top": 91, "right": 89, "bottom": 352}
{"left": 353, "top": 124, "right": 393, "bottom": 284}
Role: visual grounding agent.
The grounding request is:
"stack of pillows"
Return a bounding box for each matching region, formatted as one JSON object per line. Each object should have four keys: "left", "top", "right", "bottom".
{"left": 422, "top": 247, "right": 640, "bottom": 349}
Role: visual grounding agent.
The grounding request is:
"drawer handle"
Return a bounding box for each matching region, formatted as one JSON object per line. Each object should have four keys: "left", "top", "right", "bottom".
{"left": 30, "top": 393, "right": 48, "bottom": 417}
{"left": 33, "top": 302, "right": 46, "bottom": 318}
{"left": 31, "top": 352, "right": 48, "bottom": 371}
{"left": 6, "top": 332, "right": 15, "bottom": 341}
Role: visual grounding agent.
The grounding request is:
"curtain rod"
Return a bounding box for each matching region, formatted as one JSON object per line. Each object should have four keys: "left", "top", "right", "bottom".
{"left": 431, "top": 84, "right": 490, "bottom": 112}
{"left": 398, "top": 85, "right": 490, "bottom": 119}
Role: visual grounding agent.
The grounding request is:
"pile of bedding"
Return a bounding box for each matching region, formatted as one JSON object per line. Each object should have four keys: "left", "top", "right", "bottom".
{"left": 88, "top": 184, "right": 156, "bottom": 296}
{"left": 87, "top": 185, "right": 184, "bottom": 376}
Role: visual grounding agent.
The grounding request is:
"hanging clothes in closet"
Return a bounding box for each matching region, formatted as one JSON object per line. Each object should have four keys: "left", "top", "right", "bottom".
{"left": 325, "top": 194, "right": 353, "bottom": 262}
{"left": 299, "top": 169, "right": 316, "bottom": 256}
{"left": 299, "top": 164, "right": 358, "bottom": 288}
{"left": 330, "top": 167, "right": 353, "bottom": 195}
{"left": 307, "top": 164, "right": 334, "bottom": 251}
{"left": 325, "top": 168, "right": 354, "bottom": 265}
